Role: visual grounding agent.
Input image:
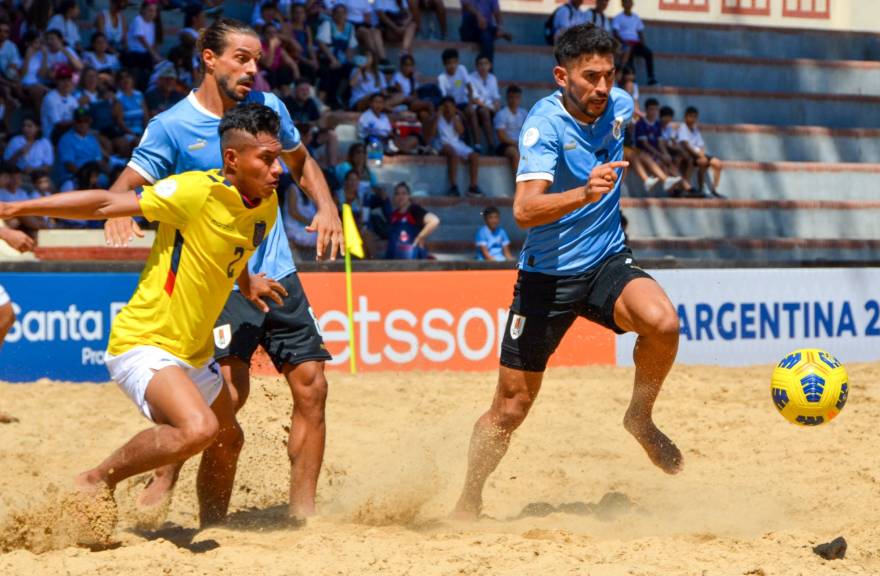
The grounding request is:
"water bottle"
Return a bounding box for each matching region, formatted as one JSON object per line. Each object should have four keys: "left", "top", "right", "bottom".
{"left": 366, "top": 136, "right": 384, "bottom": 167}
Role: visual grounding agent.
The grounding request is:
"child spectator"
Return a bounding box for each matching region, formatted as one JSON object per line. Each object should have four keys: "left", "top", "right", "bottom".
{"left": 0, "top": 164, "right": 46, "bottom": 234}
{"left": 678, "top": 106, "right": 724, "bottom": 197}
{"left": 459, "top": 0, "right": 512, "bottom": 63}
{"left": 469, "top": 54, "right": 501, "bottom": 150}
{"left": 96, "top": 0, "right": 128, "bottom": 53}
{"left": 261, "top": 23, "right": 299, "bottom": 88}
{"left": 316, "top": 4, "right": 358, "bottom": 109}
{"left": 635, "top": 98, "right": 686, "bottom": 195}
{"left": 659, "top": 105, "right": 691, "bottom": 183}
{"left": 613, "top": 0, "right": 656, "bottom": 85}
{"left": 411, "top": 0, "right": 448, "bottom": 39}
{"left": 3, "top": 116, "right": 53, "bottom": 175}
{"left": 47, "top": 1, "right": 81, "bottom": 52}
{"left": 345, "top": 0, "right": 387, "bottom": 63}
{"left": 493, "top": 85, "right": 526, "bottom": 178}
{"left": 391, "top": 54, "right": 437, "bottom": 144}
{"left": 57, "top": 161, "right": 104, "bottom": 229}
{"left": 358, "top": 92, "right": 419, "bottom": 155}
{"left": 376, "top": 0, "right": 417, "bottom": 56}
{"left": 125, "top": 1, "right": 161, "bottom": 75}
{"left": 586, "top": 0, "right": 613, "bottom": 33}
{"left": 436, "top": 96, "right": 482, "bottom": 197}
{"left": 551, "top": 0, "right": 587, "bottom": 42}
{"left": 284, "top": 184, "right": 319, "bottom": 262}
{"left": 335, "top": 142, "right": 377, "bottom": 199}
{"left": 384, "top": 182, "right": 440, "bottom": 260}
{"left": 349, "top": 51, "right": 387, "bottom": 111}
{"left": 288, "top": 4, "right": 319, "bottom": 84}
{"left": 475, "top": 205, "right": 512, "bottom": 261}
{"left": 253, "top": 1, "right": 283, "bottom": 30}
{"left": 83, "top": 34, "right": 121, "bottom": 82}
{"left": 40, "top": 66, "right": 78, "bottom": 142}
{"left": 337, "top": 168, "right": 369, "bottom": 226}
{"left": 438, "top": 48, "right": 480, "bottom": 151}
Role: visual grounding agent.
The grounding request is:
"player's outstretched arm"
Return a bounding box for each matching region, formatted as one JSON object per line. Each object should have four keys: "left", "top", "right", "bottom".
{"left": 0, "top": 190, "right": 143, "bottom": 222}
{"left": 105, "top": 167, "right": 150, "bottom": 247}
{"left": 513, "top": 161, "right": 629, "bottom": 228}
{"left": 282, "top": 147, "right": 343, "bottom": 261}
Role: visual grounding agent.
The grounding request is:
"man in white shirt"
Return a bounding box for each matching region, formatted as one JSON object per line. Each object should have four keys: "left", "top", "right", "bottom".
{"left": 677, "top": 106, "right": 723, "bottom": 198}
{"left": 586, "top": 0, "right": 613, "bottom": 33}
{"left": 493, "top": 85, "right": 527, "bottom": 178}
{"left": 613, "top": 0, "right": 656, "bottom": 85}
{"left": 40, "top": 66, "right": 79, "bottom": 142}
{"left": 552, "top": 0, "right": 587, "bottom": 42}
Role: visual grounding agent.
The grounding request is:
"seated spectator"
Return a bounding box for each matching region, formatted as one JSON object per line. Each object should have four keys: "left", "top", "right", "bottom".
{"left": 21, "top": 30, "right": 83, "bottom": 99}
{"left": 58, "top": 161, "right": 105, "bottom": 229}
{"left": 41, "top": 66, "right": 78, "bottom": 142}
{"left": 384, "top": 182, "right": 440, "bottom": 260}
{"left": 181, "top": 4, "right": 206, "bottom": 42}
{"left": 335, "top": 142, "right": 377, "bottom": 198}
{"left": 83, "top": 33, "right": 122, "bottom": 82}
{"left": 459, "top": 0, "right": 512, "bottom": 63}
{"left": 145, "top": 67, "right": 184, "bottom": 117}
{"left": 349, "top": 51, "right": 387, "bottom": 111}
{"left": 659, "top": 105, "right": 693, "bottom": 186}
{"left": 435, "top": 96, "right": 482, "bottom": 197}
{"left": 475, "top": 205, "right": 512, "bottom": 261}
{"left": 469, "top": 53, "right": 501, "bottom": 150}
{"left": 0, "top": 20, "right": 22, "bottom": 83}
{"left": 76, "top": 67, "right": 100, "bottom": 106}
{"left": 337, "top": 168, "right": 369, "bottom": 223}
{"left": 550, "top": 0, "right": 587, "bottom": 43}
{"left": 56, "top": 107, "right": 108, "bottom": 185}
{"left": 316, "top": 4, "right": 358, "bottom": 109}
{"left": 284, "top": 81, "right": 340, "bottom": 168}
{"left": 358, "top": 92, "right": 418, "bottom": 154}
{"left": 253, "top": 1, "right": 283, "bottom": 30}
{"left": 493, "top": 85, "right": 526, "bottom": 178}
{"left": 125, "top": 1, "right": 161, "bottom": 78}
{"left": 613, "top": 0, "right": 656, "bottom": 85}
{"left": 96, "top": 0, "right": 129, "bottom": 53}
{"left": 164, "top": 31, "right": 199, "bottom": 91}
{"left": 677, "top": 106, "right": 724, "bottom": 197}
{"left": 586, "top": 0, "right": 613, "bottom": 33}
{"left": 411, "top": 0, "right": 447, "bottom": 39}
{"left": 261, "top": 23, "right": 299, "bottom": 89}
{"left": 635, "top": 98, "right": 686, "bottom": 195}
{"left": 284, "top": 184, "right": 319, "bottom": 262}
{"left": 3, "top": 116, "right": 53, "bottom": 175}
{"left": 438, "top": 48, "right": 479, "bottom": 151}
{"left": 346, "top": 0, "right": 387, "bottom": 63}
{"left": 47, "top": 0, "right": 81, "bottom": 52}
{"left": 113, "top": 70, "right": 148, "bottom": 148}
{"left": 376, "top": 0, "right": 417, "bottom": 56}
{"left": 0, "top": 164, "right": 45, "bottom": 235}
{"left": 288, "top": 4, "right": 319, "bottom": 84}
{"left": 391, "top": 54, "right": 436, "bottom": 143}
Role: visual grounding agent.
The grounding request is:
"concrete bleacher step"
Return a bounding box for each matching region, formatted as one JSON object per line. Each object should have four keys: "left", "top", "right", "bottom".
{"left": 701, "top": 125, "right": 880, "bottom": 164}
{"left": 403, "top": 41, "right": 880, "bottom": 97}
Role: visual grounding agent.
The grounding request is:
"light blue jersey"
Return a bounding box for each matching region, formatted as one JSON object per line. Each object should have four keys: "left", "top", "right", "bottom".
{"left": 515, "top": 88, "right": 632, "bottom": 275}
{"left": 475, "top": 225, "right": 510, "bottom": 261}
{"left": 129, "top": 90, "right": 301, "bottom": 281}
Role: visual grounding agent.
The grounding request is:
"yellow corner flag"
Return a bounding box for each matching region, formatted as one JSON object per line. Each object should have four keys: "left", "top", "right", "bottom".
{"left": 342, "top": 204, "right": 363, "bottom": 374}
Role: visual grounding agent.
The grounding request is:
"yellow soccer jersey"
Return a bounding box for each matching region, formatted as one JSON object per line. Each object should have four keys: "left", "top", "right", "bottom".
{"left": 108, "top": 169, "right": 278, "bottom": 366}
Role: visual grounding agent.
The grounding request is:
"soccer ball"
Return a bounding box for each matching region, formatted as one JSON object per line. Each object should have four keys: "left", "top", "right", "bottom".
{"left": 771, "top": 348, "right": 848, "bottom": 426}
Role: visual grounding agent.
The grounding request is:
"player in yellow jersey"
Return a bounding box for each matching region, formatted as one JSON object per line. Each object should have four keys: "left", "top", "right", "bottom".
{"left": 0, "top": 103, "right": 284, "bottom": 530}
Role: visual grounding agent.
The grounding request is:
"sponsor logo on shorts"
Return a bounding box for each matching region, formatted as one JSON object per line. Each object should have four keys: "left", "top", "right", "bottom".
{"left": 214, "top": 324, "right": 232, "bottom": 349}
{"left": 510, "top": 314, "right": 526, "bottom": 340}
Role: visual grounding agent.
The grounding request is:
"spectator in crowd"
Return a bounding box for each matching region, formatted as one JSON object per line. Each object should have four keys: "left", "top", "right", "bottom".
{"left": 391, "top": 54, "right": 436, "bottom": 144}
{"left": 253, "top": 1, "right": 283, "bottom": 30}
{"left": 56, "top": 107, "right": 108, "bottom": 185}
{"left": 3, "top": 116, "right": 53, "bottom": 175}
{"left": 436, "top": 96, "right": 482, "bottom": 197}
{"left": 469, "top": 53, "right": 501, "bottom": 150}
{"left": 31, "top": 171, "right": 54, "bottom": 198}
{"left": 284, "top": 184, "right": 320, "bottom": 262}
{"left": 57, "top": 161, "right": 105, "bottom": 229}
{"left": 384, "top": 181, "right": 440, "bottom": 259}
{"left": 0, "top": 20, "right": 22, "bottom": 83}
{"left": 659, "top": 105, "right": 693, "bottom": 187}
{"left": 551, "top": 0, "right": 587, "bottom": 43}
{"left": 284, "top": 79, "right": 322, "bottom": 125}
{"left": 164, "top": 29, "right": 199, "bottom": 90}
{"left": 84, "top": 33, "right": 121, "bottom": 82}
{"left": 438, "top": 48, "right": 479, "bottom": 151}
{"left": 586, "top": 0, "right": 613, "bottom": 33}
{"left": 96, "top": 0, "right": 129, "bottom": 53}
{"left": 376, "top": 0, "right": 417, "bottom": 56}
{"left": 475, "top": 205, "right": 512, "bottom": 261}
{"left": 346, "top": 0, "right": 387, "bottom": 64}
{"left": 145, "top": 67, "right": 184, "bottom": 116}
{"left": 635, "top": 98, "right": 686, "bottom": 195}
{"left": 76, "top": 67, "right": 100, "bottom": 106}
{"left": 0, "top": 164, "right": 45, "bottom": 235}
{"left": 349, "top": 50, "right": 387, "bottom": 111}
{"left": 337, "top": 168, "right": 368, "bottom": 223}
{"left": 411, "top": 0, "right": 447, "bottom": 39}
{"left": 288, "top": 4, "right": 319, "bottom": 84}
{"left": 125, "top": 0, "right": 161, "bottom": 76}
{"left": 47, "top": 0, "right": 81, "bottom": 52}
{"left": 493, "top": 84, "right": 526, "bottom": 178}
{"left": 459, "top": 0, "right": 512, "bottom": 63}
{"left": 88, "top": 83, "right": 124, "bottom": 155}
{"left": 358, "top": 92, "right": 418, "bottom": 154}
{"left": 21, "top": 30, "right": 82, "bottom": 105}
{"left": 618, "top": 66, "right": 642, "bottom": 119}
{"left": 113, "top": 70, "right": 148, "bottom": 151}
{"left": 613, "top": 0, "right": 656, "bottom": 85}
{"left": 678, "top": 106, "right": 724, "bottom": 197}
{"left": 181, "top": 4, "right": 205, "bottom": 42}
{"left": 282, "top": 81, "right": 340, "bottom": 170}
{"left": 316, "top": 3, "right": 358, "bottom": 109}
{"left": 335, "top": 142, "right": 377, "bottom": 195}
{"left": 41, "top": 66, "right": 78, "bottom": 142}
{"left": 261, "top": 23, "right": 299, "bottom": 89}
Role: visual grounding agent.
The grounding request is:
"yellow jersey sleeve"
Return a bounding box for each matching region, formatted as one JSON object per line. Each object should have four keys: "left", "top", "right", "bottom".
{"left": 137, "top": 172, "right": 211, "bottom": 229}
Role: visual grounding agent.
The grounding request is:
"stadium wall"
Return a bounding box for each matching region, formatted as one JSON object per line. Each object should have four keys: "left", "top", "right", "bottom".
{"left": 0, "top": 265, "right": 878, "bottom": 382}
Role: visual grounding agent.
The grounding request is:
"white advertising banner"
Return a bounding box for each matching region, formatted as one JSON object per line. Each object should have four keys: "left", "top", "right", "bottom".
{"left": 616, "top": 268, "right": 880, "bottom": 366}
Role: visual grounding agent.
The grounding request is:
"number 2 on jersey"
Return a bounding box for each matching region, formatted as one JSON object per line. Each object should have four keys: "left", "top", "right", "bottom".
{"left": 227, "top": 246, "right": 245, "bottom": 278}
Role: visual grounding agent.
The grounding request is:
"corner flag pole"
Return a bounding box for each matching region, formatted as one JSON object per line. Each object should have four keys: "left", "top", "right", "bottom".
{"left": 341, "top": 204, "right": 364, "bottom": 375}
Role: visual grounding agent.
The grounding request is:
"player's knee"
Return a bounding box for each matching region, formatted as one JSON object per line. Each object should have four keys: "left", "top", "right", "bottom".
{"left": 493, "top": 391, "right": 533, "bottom": 431}
{"left": 641, "top": 304, "right": 680, "bottom": 342}
{"left": 179, "top": 412, "right": 220, "bottom": 455}
{"left": 217, "top": 421, "right": 245, "bottom": 454}
{"left": 294, "top": 369, "right": 328, "bottom": 423}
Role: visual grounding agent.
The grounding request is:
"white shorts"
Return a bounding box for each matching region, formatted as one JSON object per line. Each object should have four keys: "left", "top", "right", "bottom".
{"left": 438, "top": 139, "right": 473, "bottom": 160}
{"left": 105, "top": 346, "right": 224, "bottom": 422}
{"left": 0, "top": 284, "right": 8, "bottom": 306}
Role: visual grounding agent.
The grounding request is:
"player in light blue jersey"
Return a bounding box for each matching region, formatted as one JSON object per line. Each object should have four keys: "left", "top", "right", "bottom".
{"left": 454, "top": 24, "right": 682, "bottom": 519}
{"left": 103, "top": 19, "right": 341, "bottom": 521}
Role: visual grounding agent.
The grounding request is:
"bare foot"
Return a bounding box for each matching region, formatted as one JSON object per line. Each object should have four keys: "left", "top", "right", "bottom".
{"left": 450, "top": 497, "right": 482, "bottom": 522}
{"left": 133, "top": 474, "right": 173, "bottom": 530}
{"left": 65, "top": 475, "right": 118, "bottom": 547}
{"left": 623, "top": 417, "right": 683, "bottom": 474}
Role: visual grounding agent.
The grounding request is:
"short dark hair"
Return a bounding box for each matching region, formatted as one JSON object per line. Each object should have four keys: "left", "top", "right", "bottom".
{"left": 197, "top": 18, "right": 257, "bottom": 59}
{"left": 506, "top": 84, "right": 522, "bottom": 96}
{"left": 441, "top": 48, "right": 459, "bottom": 63}
{"left": 554, "top": 24, "right": 618, "bottom": 67}
{"left": 439, "top": 96, "right": 455, "bottom": 106}
{"left": 659, "top": 105, "right": 674, "bottom": 118}
{"left": 644, "top": 98, "right": 659, "bottom": 108}
{"left": 394, "top": 181, "right": 411, "bottom": 194}
{"left": 685, "top": 106, "right": 699, "bottom": 116}
{"left": 45, "top": 29, "right": 63, "bottom": 41}
{"left": 218, "top": 103, "right": 281, "bottom": 148}
{"left": 481, "top": 205, "right": 499, "bottom": 218}
{"left": 475, "top": 53, "right": 491, "bottom": 65}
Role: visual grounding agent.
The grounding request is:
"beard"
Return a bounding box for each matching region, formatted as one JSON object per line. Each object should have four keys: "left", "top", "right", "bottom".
{"left": 564, "top": 84, "right": 607, "bottom": 123}
{"left": 217, "top": 73, "right": 251, "bottom": 102}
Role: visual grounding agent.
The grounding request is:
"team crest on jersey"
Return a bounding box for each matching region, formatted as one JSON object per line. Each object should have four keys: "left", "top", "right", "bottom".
{"left": 253, "top": 221, "right": 267, "bottom": 247}
{"left": 155, "top": 179, "right": 178, "bottom": 199}
{"left": 187, "top": 138, "right": 208, "bottom": 151}
{"left": 612, "top": 116, "right": 625, "bottom": 140}
{"left": 510, "top": 314, "right": 526, "bottom": 340}
{"left": 522, "top": 127, "right": 540, "bottom": 148}
{"left": 213, "top": 324, "right": 232, "bottom": 349}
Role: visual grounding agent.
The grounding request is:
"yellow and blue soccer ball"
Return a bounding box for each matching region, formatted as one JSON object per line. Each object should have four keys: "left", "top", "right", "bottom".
{"left": 771, "top": 348, "right": 848, "bottom": 426}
